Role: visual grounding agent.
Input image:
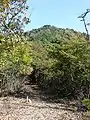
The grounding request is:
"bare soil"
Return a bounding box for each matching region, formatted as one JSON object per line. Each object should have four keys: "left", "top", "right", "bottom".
{"left": 0, "top": 85, "right": 89, "bottom": 120}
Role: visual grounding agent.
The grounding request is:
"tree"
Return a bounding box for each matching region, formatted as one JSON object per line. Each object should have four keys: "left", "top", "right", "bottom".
{"left": 0, "top": 0, "right": 10, "bottom": 8}
{"left": 0, "top": 35, "right": 33, "bottom": 94}
{"left": 78, "top": 9, "right": 90, "bottom": 41}
{"left": 0, "top": 0, "right": 30, "bottom": 34}
{"left": 0, "top": 0, "right": 31, "bottom": 95}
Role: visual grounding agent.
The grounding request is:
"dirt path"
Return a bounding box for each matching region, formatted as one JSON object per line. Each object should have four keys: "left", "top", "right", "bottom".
{"left": 0, "top": 85, "right": 89, "bottom": 120}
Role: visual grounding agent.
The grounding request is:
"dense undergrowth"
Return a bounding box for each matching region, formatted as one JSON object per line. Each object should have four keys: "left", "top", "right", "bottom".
{"left": 25, "top": 26, "right": 90, "bottom": 100}
{"left": 0, "top": 34, "right": 32, "bottom": 95}
{"left": 0, "top": 25, "right": 90, "bottom": 103}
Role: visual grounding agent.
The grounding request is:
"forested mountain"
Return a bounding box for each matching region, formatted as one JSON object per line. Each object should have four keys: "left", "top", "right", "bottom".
{"left": 24, "top": 25, "right": 85, "bottom": 43}
{"left": 23, "top": 25, "right": 90, "bottom": 100}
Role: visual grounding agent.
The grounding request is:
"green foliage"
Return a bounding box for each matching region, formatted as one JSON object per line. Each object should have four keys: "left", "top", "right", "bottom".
{"left": 31, "top": 41, "right": 53, "bottom": 69}
{"left": 26, "top": 25, "right": 90, "bottom": 98}
{"left": 0, "top": 0, "right": 10, "bottom": 8}
{"left": 82, "top": 99, "right": 90, "bottom": 110}
{"left": 0, "top": 0, "right": 31, "bottom": 95}
{"left": 47, "top": 39, "right": 90, "bottom": 97}
{"left": 25, "top": 25, "right": 85, "bottom": 44}
{"left": 0, "top": 35, "right": 32, "bottom": 74}
{"left": 0, "top": 0, "right": 30, "bottom": 33}
{"left": 1, "top": 24, "right": 90, "bottom": 99}
{"left": 0, "top": 35, "right": 32, "bottom": 94}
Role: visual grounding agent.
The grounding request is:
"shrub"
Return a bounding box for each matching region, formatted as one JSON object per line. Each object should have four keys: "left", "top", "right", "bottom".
{"left": 82, "top": 99, "right": 90, "bottom": 110}
{"left": 0, "top": 35, "right": 32, "bottom": 95}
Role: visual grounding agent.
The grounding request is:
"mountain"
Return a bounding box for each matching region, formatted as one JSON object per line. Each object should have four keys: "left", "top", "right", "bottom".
{"left": 24, "top": 25, "right": 86, "bottom": 43}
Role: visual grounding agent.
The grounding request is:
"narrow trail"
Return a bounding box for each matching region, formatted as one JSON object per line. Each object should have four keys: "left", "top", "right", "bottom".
{"left": 0, "top": 84, "right": 89, "bottom": 120}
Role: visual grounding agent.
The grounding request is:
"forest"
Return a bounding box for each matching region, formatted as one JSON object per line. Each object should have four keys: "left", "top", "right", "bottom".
{"left": 0, "top": 0, "right": 90, "bottom": 120}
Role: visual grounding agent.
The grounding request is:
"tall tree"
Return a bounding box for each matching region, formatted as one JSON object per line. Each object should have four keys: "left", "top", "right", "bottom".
{"left": 0, "top": 0, "right": 30, "bottom": 34}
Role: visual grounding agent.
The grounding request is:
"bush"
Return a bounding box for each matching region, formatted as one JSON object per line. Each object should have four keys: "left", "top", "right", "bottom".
{"left": 82, "top": 99, "right": 90, "bottom": 110}
{"left": 33, "top": 39, "right": 90, "bottom": 99}
{"left": 0, "top": 35, "right": 32, "bottom": 95}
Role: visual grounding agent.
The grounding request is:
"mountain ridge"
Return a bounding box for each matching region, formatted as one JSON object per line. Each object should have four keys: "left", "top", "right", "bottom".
{"left": 24, "top": 25, "right": 86, "bottom": 43}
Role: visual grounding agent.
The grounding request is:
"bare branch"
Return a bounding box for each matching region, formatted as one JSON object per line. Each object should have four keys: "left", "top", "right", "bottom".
{"left": 78, "top": 9, "right": 90, "bottom": 41}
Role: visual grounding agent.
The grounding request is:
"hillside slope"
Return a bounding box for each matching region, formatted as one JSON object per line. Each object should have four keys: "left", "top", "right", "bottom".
{"left": 24, "top": 25, "right": 86, "bottom": 43}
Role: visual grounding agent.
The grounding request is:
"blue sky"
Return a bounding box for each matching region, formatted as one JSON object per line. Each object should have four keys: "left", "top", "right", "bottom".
{"left": 25, "top": 0, "right": 90, "bottom": 32}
